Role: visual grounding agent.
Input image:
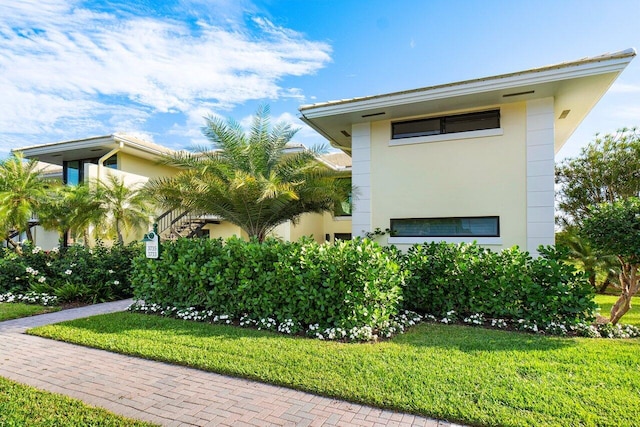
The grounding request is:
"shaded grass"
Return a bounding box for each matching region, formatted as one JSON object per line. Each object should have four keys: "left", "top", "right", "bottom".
{"left": 595, "top": 294, "right": 640, "bottom": 326}
{"left": 30, "top": 312, "right": 640, "bottom": 427}
{"left": 0, "top": 303, "right": 59, "bottom": 321}
{"left": 0, "top": 376, "right": 156, "bottom": 426}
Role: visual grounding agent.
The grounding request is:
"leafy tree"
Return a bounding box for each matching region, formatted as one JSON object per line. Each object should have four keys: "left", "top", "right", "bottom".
{"left": 147, "top": 105, "right": 351, "bottom": 242}
{"left": 581, "top": 198, "right": 640, "bottom": 324}
{"left": 0, "top": 152, "right": 49, "bottom": 250}
{"left": 556, "top": 127, "right": 640, "bottom": 227}
{"left": 38, "top": 184, "right": 106, "bottom": 246}
{"left": 98, "top": 175, "right": 153, "bottom": 245}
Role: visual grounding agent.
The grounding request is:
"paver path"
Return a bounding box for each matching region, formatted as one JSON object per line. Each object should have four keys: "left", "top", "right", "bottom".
{"left": 0, "top": 300, "right": 461, "bottom": 427}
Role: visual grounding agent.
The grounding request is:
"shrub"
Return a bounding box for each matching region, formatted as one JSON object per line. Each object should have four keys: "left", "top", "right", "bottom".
{"left": 131, "top": 237, "right": 403, "bottom": 333}
{"left": 403, "top": 242, "right": 596, "bottom": 328}
{"left": 0, "top": 242, "right": 141, "bottom": 303}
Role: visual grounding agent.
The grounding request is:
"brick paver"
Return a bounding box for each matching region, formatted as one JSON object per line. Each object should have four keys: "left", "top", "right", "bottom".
{"left": 0, "top": 300, "right": 463, "bottom": 426}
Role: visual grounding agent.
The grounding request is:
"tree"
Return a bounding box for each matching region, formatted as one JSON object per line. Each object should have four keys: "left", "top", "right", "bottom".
{"left": 38, "top": 184, "right": 106, "bottom": 246}
{"left": 581, "top": 198, "right": 640, "bottom": 324}
{"left": 0, "top": 152, "right": 49, "bottom": 250}
{"left": 556, "top": 127, "right": 640, "bottom": 227}
{"left": 147, "top": 105, "right": 351, "bottom": 242}
{"left": 98, "top": 174, "right": 153, "bottom": 245}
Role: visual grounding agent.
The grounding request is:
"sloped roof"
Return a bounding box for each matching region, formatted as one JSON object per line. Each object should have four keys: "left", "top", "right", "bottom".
{"left": 299, "top": 49, "right": 636, "bottom": 153}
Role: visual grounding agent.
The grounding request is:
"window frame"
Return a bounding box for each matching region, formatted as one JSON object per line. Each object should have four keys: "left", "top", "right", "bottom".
{"left": 389, "top": 216, "right": 500, "bottom": 238}
{"left": 391, "top": 109, "right": 501, "bottom": 140}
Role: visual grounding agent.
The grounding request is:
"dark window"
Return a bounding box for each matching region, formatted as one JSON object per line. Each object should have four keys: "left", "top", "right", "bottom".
{"left": 392, "top": 110, "right": 500, "bottom": 139}
{"left": 390, "top": 216, "right": 499, "bottom": 237}
{"left": 63, "top": 160, "right": 81, "bottom": 185}
{"left": 334, "top": 233, "right": 352, "bottom": 241}
{"left": 103, "top": 154, "right": 117, "bottom": 169}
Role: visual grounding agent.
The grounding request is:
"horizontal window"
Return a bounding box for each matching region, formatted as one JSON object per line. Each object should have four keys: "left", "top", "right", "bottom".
{"left": 390, "top": 216, "right": 500, "bottom": 237}
{"left": 392, "top": 110, "right": 500, "bottom": 139}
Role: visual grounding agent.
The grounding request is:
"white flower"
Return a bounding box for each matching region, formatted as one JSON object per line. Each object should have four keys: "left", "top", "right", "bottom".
{"left": 113, "top": 280, "right": 120, "bottom": 285}
{"left": 38, "top": 276, "right": 46, "bottom": 283}
{"left": 64, "top": 269, "right": 72, "bottom": 275}
{"left": 108, "top": 270, "right": 115, "bottom": 274}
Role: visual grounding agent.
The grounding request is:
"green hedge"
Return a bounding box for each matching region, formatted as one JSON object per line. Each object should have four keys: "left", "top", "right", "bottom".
{"left": 0, "top": 243, "right": 140, "bottom": 303}
{"left": 402, "top": 242, "right": 596, "bottom": 327}
{"left": 131, "top": 237, "right": 404, "bottom": 330}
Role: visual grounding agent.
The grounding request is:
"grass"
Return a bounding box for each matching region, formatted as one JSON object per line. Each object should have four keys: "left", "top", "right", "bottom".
{"left": 0, "top": 376, "right": 156, "bottom": 426}
{"left": 595, "top": 294, "right": 640, "bottom": 326}
{"left": 29, "top": 312, "right": 640, "bottom": 427}
{"left": 0, "top": 302, "right": 59, "bottom": 321}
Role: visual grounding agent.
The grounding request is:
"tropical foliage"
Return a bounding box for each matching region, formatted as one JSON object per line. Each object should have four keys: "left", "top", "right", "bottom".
{"left": 0, "top": 152, "right": 50, "bottom": 250}
{"left": 147, "top": 105, "right": 350, "bottom": 242}
{"left": 97, "top": 174, "right": 153, "bottom": 245}
{"left": 555, "top": 229, "right": 618, "bottom": 293}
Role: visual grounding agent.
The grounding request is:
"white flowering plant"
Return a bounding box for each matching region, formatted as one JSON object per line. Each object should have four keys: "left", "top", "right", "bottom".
{"left": 0, "top": 241, "right": 141, "bottom": 304}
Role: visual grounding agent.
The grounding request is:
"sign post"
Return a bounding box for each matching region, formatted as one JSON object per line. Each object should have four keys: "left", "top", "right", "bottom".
{"left": 142, "top": 224, "right": 160, "bottom": 259}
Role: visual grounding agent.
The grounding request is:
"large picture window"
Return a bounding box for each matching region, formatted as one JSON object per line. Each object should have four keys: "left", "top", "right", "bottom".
{"left": 392, "top": 110, "right": 500, "bottom": 139}
{"left": 390, "top": 216, "right": 500, "bottom": 237}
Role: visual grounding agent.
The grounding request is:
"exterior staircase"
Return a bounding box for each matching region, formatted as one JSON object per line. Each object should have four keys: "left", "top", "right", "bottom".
{"left": 156, "top": 208, "right": 219, "bottom": 241}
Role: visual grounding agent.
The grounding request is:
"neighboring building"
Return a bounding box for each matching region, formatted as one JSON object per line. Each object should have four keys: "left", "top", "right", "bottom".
{"left": 299, "top": 49, "right": 636, "bottom": 253}
{"left": 14, "top": 134, "right": 352, "bottom": 247}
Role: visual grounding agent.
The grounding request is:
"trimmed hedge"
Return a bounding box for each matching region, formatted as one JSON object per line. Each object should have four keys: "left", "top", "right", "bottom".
{"left": 402, "top": 242, "right": 596, "bottom": 327}
{"left": 131, "top": 237, "right": 404, "bottom": 331}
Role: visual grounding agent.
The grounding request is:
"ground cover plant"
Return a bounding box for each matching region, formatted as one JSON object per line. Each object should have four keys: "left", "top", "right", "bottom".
{"left": 0, "top": 302, "right": 59, "bottom": 321}
{"left": 0, "top": 376, "right": 156, "bottom": 426}
{"left": 29, "top": 312, "right": 640, "bottom": 427}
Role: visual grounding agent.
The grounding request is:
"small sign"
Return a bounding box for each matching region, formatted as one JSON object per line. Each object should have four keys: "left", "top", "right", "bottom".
{"left": 142, "top": 229, "right": 159, "bottom": 259}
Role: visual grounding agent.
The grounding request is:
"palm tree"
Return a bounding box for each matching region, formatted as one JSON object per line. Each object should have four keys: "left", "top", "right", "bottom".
{"left": 98, "top": 174, "right": 153, "bottom": 244}
{"left": 0, "top": 152, "right": 49, "bottom": 250}
{"left": 147, "top": 105, "right": 351, "bottom": 242}
{"left": 38, "top": 184, "right": 106, "bottom": 246}
{"left": 556, "top": 229, "right": 619, "bottom": 293}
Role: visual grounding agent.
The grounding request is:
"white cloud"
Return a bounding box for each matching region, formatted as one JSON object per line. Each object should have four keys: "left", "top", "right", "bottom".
{"left": 0, "top": 0, "right": 332, "bottom": 148}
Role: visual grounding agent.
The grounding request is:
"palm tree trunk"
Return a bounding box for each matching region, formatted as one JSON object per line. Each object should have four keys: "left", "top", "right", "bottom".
{"left": 25, "top": 225, "right": 34, "bottom": 243}
{"left": 116, "top": 220, "right": 123, "bottom": 245}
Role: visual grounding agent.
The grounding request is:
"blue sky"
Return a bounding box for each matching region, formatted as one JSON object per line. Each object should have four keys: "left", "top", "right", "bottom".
{"left": 1, "top": 0, "right": 639, "bottom": 160}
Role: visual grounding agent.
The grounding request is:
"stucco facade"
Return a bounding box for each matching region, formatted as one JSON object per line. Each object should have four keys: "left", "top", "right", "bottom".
{"left": 300, "top": 49, "right": 636, "bottom": 254}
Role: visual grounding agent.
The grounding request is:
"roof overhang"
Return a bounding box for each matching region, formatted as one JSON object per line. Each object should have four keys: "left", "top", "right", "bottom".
{"left": 299, "top": 49, "right": 636, "bottom": 154}
{"left": 13, "top": 134, "right": 173, "bottom": 166}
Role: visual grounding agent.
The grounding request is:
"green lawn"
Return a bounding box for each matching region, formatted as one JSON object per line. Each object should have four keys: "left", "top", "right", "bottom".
{"left": 0, "top": 376, "right": 156, "bottom": 426}
{"left": 29, "top": 312, "right": 640, "bottom": 427}
{"left": 0, "top": 302, "right": 59, "bottom": 321}
{"left": 594, "top": 294, "right": 640, "bottom": 326}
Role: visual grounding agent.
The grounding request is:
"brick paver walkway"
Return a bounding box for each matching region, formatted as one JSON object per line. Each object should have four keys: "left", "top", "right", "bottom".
{"left": 0, "top": 300, "right": 462, "bottom": 426}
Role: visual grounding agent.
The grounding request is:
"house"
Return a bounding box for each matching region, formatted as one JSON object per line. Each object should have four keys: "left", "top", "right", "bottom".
{"left": 14, "top": 134, "right": 353, "bottom": 248}
{"left": 14, "top": 49, "right": 635, "bottom": 252}
{"left": 299, "top": 49, "right": 636, "bottom": 254}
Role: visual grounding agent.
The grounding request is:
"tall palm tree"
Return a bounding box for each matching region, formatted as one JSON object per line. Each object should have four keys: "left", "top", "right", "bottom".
{"left": 147, "top": 105, "right": 351, "bottom": 242}
{"left": 0, "top": 152, "right": 49, "bottom": 250}
{"left": 98, "top": 174, "right": 153, "bottom": 244}
{"left": 38, "top": 184, "right": 106, "bottom": 246}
